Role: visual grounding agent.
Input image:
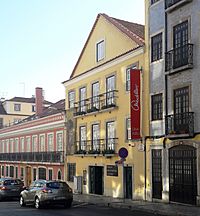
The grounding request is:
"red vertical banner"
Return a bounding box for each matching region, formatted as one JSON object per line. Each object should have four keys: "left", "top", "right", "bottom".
{"left": 130, "top": 69, "right": 141, "bottom": 140}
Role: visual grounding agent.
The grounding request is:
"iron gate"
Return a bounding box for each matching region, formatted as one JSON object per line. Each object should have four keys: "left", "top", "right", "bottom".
{"left": 169, "top": 145, "right": 197, "bottom": 205}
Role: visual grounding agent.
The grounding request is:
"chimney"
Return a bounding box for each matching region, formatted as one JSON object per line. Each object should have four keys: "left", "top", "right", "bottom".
{"left": 35, "top": 87, "right": 43, "bottom": 116}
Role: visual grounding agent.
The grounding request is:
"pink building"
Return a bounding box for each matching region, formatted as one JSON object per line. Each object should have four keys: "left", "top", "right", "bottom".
{"left": 0, "top": 88, "right": 66, "bottom": 186}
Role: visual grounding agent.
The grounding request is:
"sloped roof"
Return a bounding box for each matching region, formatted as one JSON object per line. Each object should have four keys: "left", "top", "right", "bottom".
{"left": 7, "top": 97, "right": 53, "bottom": 105}
{"left": 0, "top": 102, "right": 7, "bottom": 115}
{"left": 68, "top": 13, "right": 144, "bottom": 79}
{"left": 22, "top": 99, "right": 65, "bottom": 122}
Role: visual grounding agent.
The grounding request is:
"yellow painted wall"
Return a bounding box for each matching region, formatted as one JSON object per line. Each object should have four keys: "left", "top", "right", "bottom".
{"left": 73, "top": 15, "right": 138, "bottom": 77}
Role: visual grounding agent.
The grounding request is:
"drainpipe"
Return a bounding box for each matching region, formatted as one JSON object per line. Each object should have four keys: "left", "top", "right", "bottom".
{"left": 165, "top": 11, "right": 168, "bottom": 128}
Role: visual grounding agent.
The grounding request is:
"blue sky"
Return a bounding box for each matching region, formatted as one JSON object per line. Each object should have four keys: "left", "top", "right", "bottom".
{"left": 0, "top": 0, "right": 144, "bottom": 102}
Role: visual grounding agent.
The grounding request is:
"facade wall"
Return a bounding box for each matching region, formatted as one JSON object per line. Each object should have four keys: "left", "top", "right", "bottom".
{"left": 0, "top": 113, "right": 65, "bottom": 186}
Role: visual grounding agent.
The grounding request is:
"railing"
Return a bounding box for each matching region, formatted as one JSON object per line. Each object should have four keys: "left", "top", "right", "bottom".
{"left": 165, "top": 0, "right": 191, "bottom": 9}
{"left": 75, "top": 138, "right": 118, "bottom": 155}
{"left": 165, "top": 112, "right": 194, "bottom": 136}
{"left": 0, "top": 151, "right": 64, "bottom": 163}
{"left": 74, "top": 90, "right": 118, "bottom": 116}
{"left": 165, "top": 44, "right": 193, "bottom": 72}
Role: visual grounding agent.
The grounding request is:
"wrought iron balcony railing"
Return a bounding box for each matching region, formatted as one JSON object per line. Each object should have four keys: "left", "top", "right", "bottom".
{"left": 0, "top": 151, "right": 64, "bottom": 163}
{"left": 75, "top": 138, "right": 118, "bottom": 155}
{"left": 74, "top": 90, "right": 118, "bottom": 116}
{"left": 165, "top": 0, "right": 192, "bottom": 9}
{"left": 165, "top": 112, "right": 194, "bottom": 136}
{"left": 165, "top": 43, "right": 193, "bottom": 72}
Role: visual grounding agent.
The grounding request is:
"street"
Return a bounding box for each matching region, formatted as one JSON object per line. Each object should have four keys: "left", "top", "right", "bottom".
{"left": 0, "top": 200, "right": 164, "bottom": 216}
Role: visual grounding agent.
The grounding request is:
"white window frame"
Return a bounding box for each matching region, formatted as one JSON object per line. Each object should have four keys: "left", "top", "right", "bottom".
{"left": 32, "top": 135, "right": 38, "bottom": 152}
{"left": 20, "top": 137, "right": 25, "bottom": 152}
{"left": 26, "top": 136, "right": 31, "bottom": 152}
{"left": 56, "top": 131, "right": 63, "bottom": 151}
{"left": 39, "top": 134, "right": 45, "bottom": 152}
{"left": 68, "top": 91, "right": 75, "bottom": 108}
{"left": 96, "top": 39, "right": 105, "bottom": 62}
{"left": 47, "top": 133, "right": 54, "bottom": 152}
{"left": 14, "top": 138, "right": 19, "bottom": 152}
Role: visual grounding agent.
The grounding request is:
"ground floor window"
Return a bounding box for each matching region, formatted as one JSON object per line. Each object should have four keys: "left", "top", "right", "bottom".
{"left": 1, "top": 166, "right": 4, "bottom": 176}
{"left": 58, "top": 170, "right": 62, "bottom": 180}
{"left": 48, "top": 169, "right": 53, "bottom": 180}
{"left": 67, "top": 163, "right": 76, "bottom": 182}
{"left": 10, "top": 166, "right": 14, "bottom": 177}
{"left": 38, "top": 167, "right": 46, "bottom": 180}
{"left": 15, "top": 167, "right": 18, "bottom": 178}
{"left": 33, "top": 168, "right": 37, "bottom": 181}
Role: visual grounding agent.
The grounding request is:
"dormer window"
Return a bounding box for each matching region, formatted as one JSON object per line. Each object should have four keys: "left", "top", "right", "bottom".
{"left": 96, "top": 40, "right": 105, "bottom": 62}
{"left": 14, "top": 103, "right": 21, "bottom": 111}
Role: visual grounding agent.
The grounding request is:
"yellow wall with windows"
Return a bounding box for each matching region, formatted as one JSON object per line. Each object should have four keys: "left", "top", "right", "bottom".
{"left": 73, "top": 15, "right": 138, "bottom": 77}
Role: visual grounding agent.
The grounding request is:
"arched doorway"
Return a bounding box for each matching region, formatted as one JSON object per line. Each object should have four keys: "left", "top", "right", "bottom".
{"left": 169, "top": 145, "right": 197, "bottom": 205}
{"left": 57, "top": 170, "right": 62, "bottom": 180}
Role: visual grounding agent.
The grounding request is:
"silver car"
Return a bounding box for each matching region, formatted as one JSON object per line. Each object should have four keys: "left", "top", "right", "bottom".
{"left": 19, "top": 180, "right": 73, "bottom": 209}
{"left": 0, "top": 178, "right": 24, "bottom": 200}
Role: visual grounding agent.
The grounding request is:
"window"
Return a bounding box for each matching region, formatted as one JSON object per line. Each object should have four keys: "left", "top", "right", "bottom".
{"left": 67, "top": 163, "right": 76, "bottom": 182}
{"left": 10, "top": 139, "right": 13, "bottom": 153}
{"left": 5, "top": 139, "right": 9, "bottom": 153}
{"left": 48, "top": 169, "right": 53, "bottom": 180}
{"left": 79, "top": 87, "right": 86, "bottom": 112}
{"left": 10, "top": 166, "right": 14, "bottom": 177}
{"left": 47, "top": 134, "right": 54, "bottom": 151}
{"left": 106, "top": 75, "right": 115, "bottom": 105}
{"left": 96, "top": 40, "right": 105, "bottom": 62}
{"left": 68, "top": 91, "right": 75, "bottom": 108}
{"left": 32, "top": 136, "right": 38, "bottom": 152}
{"left": 151, "top": 0, "right": 160, "bottom": 4}
{"left": 0, "top": 118, "right": 3, "bottom": 129}
{"left": 1, "top": 166, "right": 4, "bottom": 176}
{"left": 38, "top": 168, "right": 46, "bottom": 180}
{"left": 32, "top": 105, "right": 36, "bottom": 112}
{"left": 106, "top": 121, "right": 115, "bottom": 150}
{"left": 92, "top": 124, "right": 100, "bottom": 150}
{"left": 173, "top": 21, "right": 189, "bottom": 68}
{"left": 39, "top": 135, "right": 45, "bottom": 152}
{"left": 33, "top": 168, "right": 37, "bottom": 181}
{"left": 79, "top": 126, "right": 86, "bottom": 150}
{"left": 57, "top": 170, "right": 62, "bottom": 180}
{"left": 151, "top": 33, "right": 162, "bottom": 62}
{"left": 14, "top": 138, "right": 19, "bottom": 152}
{"left": 126, "top": 65, "right": 137, "bottom": 91}
{"left": 56, "top": 132, "right": 63, "bottom": 151}
{"left": 14, "top": 103, "right": 21, "bottom": 111}
{"left": 15, "top": 167, "right": 18, "bottom": 178}
{"left": 126, "top": 118, "right": 131, "bottom": 140}
{"left": 92, "top": 82, "right": 100, "bottom": 109}
{"left": 20, "top": 138, "right": 24, "bottom": 152}
{"left": 6, "top": 166, "right": 9, "bottom": 176}
{"left": 26, "top": 137, "right": 31, "bottom": 152}
{"left": 20, "top": 167, "right": 24, "bottom": 180}
{"left": 151, "top": 93, "right": 163, "bottom": 120}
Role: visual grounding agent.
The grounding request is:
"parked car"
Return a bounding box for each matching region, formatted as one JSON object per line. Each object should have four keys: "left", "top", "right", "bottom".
{"left": 19, "top": 180, "right": 73, "bottom": 209}
{"left": 0, "top": 177, "right": 24, "bottom": 200}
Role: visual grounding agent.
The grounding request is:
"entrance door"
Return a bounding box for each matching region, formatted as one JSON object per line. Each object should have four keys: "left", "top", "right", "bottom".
{"left": 152, "top": 149, "right": 162, "bottom": 199}
{"left": 89, "top": 166, "right": 103, "bottom": 195}
{"left": 124, "top": 167, "right": 132, "bottom": 199}
{"left": 169, "top": 145, "right": 197, "bottom": 205}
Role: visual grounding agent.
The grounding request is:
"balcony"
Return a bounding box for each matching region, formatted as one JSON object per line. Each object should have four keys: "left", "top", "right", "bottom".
{"left": 0, "top": 151, "right": 64, "bottom": 163}
{"left": 74, "top": 138, "right": 118, "bottom": 156}
{"left": 74, "top": 90, "right": 118, "bottom": 117}
{"left": 165, "top": 44, "right": 193, "bottom": 74}
{"left": 165, "top": 0, "right": 193, "bottom": 12}
{"left": 165, "top": 112, "right": 194, "bottom": 137}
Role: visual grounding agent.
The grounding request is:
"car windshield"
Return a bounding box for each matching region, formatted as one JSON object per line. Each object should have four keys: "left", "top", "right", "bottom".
{"left": 46, "top": 182, "right": 67, "bottom": 189}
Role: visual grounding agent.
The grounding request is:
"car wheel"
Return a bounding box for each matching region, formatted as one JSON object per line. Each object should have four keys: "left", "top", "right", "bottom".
{"left": 35, "top": 197, "right": 41, "bottom": 209}
{"left": 19, "top": 196, "right": 26, "bottom": 207}
{"left": 64, "top": 200, "right": 72, "bottom": 208}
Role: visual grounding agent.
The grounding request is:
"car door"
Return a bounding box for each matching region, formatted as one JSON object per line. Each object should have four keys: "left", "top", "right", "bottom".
{"left": 26, "top": 181, "right": 39, "bottom": 203}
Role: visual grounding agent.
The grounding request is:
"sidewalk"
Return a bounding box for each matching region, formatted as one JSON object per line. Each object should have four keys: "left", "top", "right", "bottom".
{"left": 73, "top": 193, "right": 200, "bottom": 216}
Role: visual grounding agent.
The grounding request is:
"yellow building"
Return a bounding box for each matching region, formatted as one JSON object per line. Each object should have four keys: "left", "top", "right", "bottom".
{"left": 0, "top": 89, "right": 52, "bottom": 128}
{"left": 63, "top": 13, "right": 147, "bottom": 200}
